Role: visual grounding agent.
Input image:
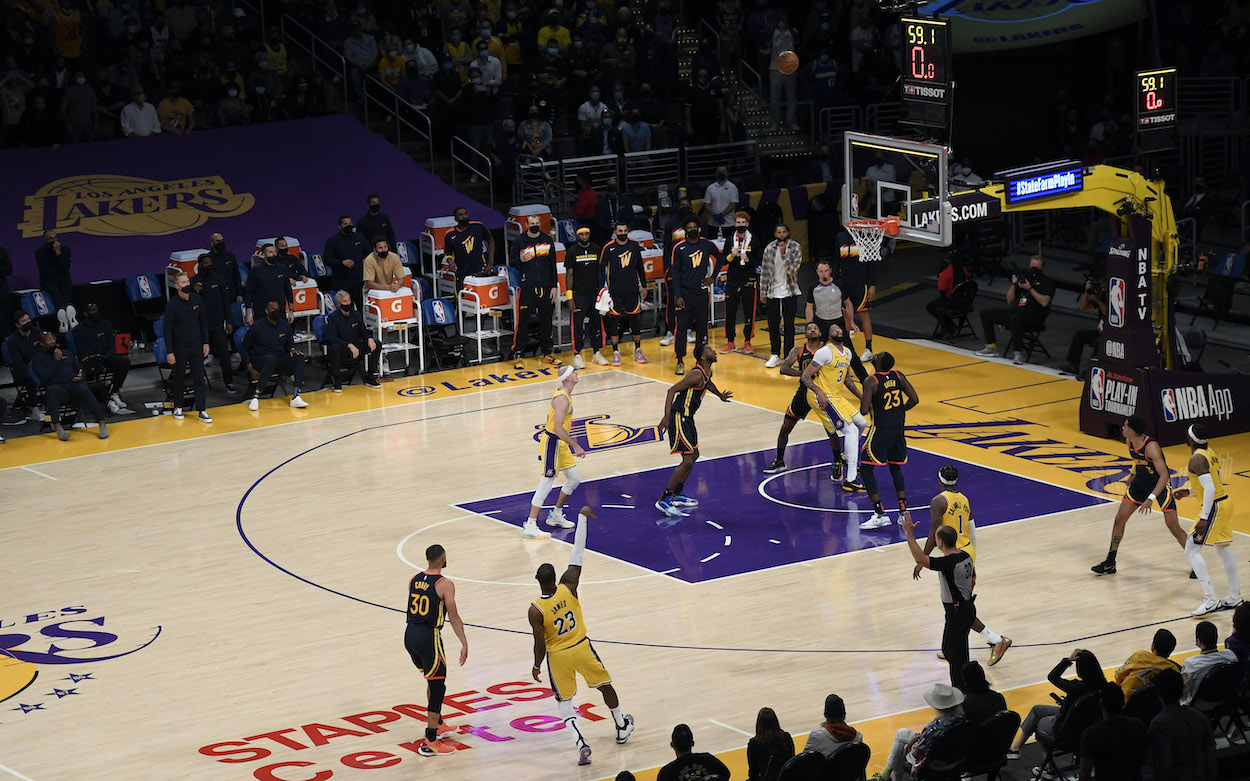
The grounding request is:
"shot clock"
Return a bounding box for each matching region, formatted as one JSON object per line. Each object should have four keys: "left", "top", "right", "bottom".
{"left": 900, "top": 16, "right": 953, "bottom": 134}
{"left": 1135, "top": 67, "right": 1177, "bottom": 151}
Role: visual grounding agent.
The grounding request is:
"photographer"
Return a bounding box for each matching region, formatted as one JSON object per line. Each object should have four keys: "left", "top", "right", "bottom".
{"left": 1060, "top": 278, "right": 1107, "bottom": 376}
{"left": 926, "top": 249, "right": 970, "bottom": 338}
{"left": 975, "top": 255, "right": 1054, "bottom": 364}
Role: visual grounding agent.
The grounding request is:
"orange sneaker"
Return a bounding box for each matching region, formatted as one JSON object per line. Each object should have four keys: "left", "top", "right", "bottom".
{"left": 742, "top": 341, "right": 754, "bottom": 352}
{"left": 718, "top": 342, "right": 736, "bottom": 353}
{"left": 418, "top": 738, "right": 456, "bottom": 757}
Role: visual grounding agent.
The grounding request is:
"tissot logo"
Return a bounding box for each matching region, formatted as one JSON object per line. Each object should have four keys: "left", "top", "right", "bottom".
{"left": 20, "top": 175, "right": 254, "bottom": 238}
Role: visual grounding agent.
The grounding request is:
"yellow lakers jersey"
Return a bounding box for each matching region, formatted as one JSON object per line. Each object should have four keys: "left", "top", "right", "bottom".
{"left": 1191, "top": 447, "right": 1228, "bottom": 508}
{"left": 545, "top": 389, "right": 572, "bottom": 435}
{"left": 812, "top": 343, "right": 852, "bottom": 396}
{"left": 533, "top": 583, "right": 586, "bottom": 652}
{"left": 940, "top": 490, "right": 975, "bottom": 555}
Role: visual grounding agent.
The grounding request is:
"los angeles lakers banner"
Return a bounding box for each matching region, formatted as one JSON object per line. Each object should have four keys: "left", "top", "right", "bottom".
{"left": 2, "top": 115, "right": 501, "bottom": 288}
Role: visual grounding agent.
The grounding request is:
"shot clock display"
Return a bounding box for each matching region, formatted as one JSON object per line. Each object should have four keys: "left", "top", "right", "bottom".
{"left": 900, "top": 16, "right": 952, "bottom": 133}
{"left": 1136, "top": 67, "right": 1177, "bottom": 132}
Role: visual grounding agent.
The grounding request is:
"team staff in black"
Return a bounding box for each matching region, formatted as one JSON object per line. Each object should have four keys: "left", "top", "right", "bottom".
{"left": 857, "top": 352, "right": 919, "bottom": 531}
{"left": 358, "top": 194, "right": 397, "bottom": 251}
{"left": 0, "top": 243, "right": 12, "bottom": 340}
{"left": 323, "top": 216, "right": 369, "bottom": 308}
{"left": 242, "top": 299, "right": 309, "bottom": 412}
{"left": 763, "top": 322, "right": 826, "bottom": 474}
{"left": 162, "top": 271, "right": 212, "bottom": 423}
{"left": 566, "top": 226, "right": 607, "bottom": 369}
{"left": 716, "top": 210, "right": 761, "bottom": 353}
{"left": 190, "top": 253, "right": 237, "bottom": 393}
{"left": 325, "top": 290, "right": 382, "bottom": 390}
{"left": 509, "top": 215, "right": 561, "bottom": 369}
{"left": 274, "top": 237, "right": 308, "bottom": 282}
{"left": 904, "top": 512, "right": 977, "bottom": 691}
{"left": 658, "top": 199, "right": 693, "bottom": 347}
{"left": 70, "top": 303, "right": 133, "bottom": 412}
{"left": 599, "top": 221, "right": 649, "bottom": 367}
{"left": 31, "top": 330, "right": 108, "bottom": 441}
{"left": 837, "top": 229, "right": 880, "bottom": 362}
{"left": 404, "top": 543, "right": 470, "bottom": 757}
{"left": 245, "top": 243, "right": 294, "bottom": 324}
{"left": 36, "top": 229, "right": 74, "bottom": 313}
{"left": 445, "top": 206, "right": 496, "bottom": 291}
{"left": 670, "top": 217, "right": 721, "bottom": 375}
{"left": 208, "top": 232, "right": 246, "bottom": 303}
{"left": 5, "top": 311, "right": 43, "bottom": 402}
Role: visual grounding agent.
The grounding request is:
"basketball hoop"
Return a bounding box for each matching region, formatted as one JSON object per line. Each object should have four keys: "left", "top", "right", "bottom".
{"left": 844, "top": 216, "right": 900, "bottom": 263}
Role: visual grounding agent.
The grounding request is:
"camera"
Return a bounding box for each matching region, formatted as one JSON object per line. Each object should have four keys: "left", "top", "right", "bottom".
{"left": 1014, "top": 267, "right": 1043, "bottom": 286}
{"left": 1084, "top": 276, "right": 1105, "bottom": 299}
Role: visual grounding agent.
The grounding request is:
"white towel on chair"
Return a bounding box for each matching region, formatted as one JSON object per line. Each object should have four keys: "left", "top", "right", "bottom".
{"left": 595, "top": 287, "right": 613, "bottom": 315}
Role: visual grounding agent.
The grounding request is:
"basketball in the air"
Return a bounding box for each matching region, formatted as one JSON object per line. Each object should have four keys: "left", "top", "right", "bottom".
{"left": 775, "top": 50, "right": 799, "bottom": 74}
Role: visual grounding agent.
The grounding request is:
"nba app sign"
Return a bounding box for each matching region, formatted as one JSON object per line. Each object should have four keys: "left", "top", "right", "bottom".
{"left": 1088, "top": 366, "right": 1138, "bottom": 417}
{"left": 1160, "top": 384, "right": 1235, "bottom": 423}
{"left": 19, "top": 175, "right": 255, "bottom": 238}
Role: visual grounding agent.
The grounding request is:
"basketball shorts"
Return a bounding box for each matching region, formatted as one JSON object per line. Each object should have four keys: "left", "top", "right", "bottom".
{"left": 668, "top": 410, "right": 698, "bottom": 454}
{"left": 846, "top": 284, "right": 872, "bottom": 312}
{"left": 808, "top": 389, "right": 856, "bottom": 435}
{"left": 784, "top": 386, "right": 811, "bottom": 420}
{"left": 1191, "top": 498, "right": 1234, "bottom": 546}
{"left": 546, "top": 638, "right": 611, "bottom": 701}
{"left": 862, "top": 426, "right": 907, "bottom": 466}
{"left": 1126, "top": 476, "right": 1176, "bottom": 512}
{"left": 609, "top": 292, "right": 642, "bottom": 316}
{"left": 404, "top": 623, "right": 447, "bottom": 681}
{"left": 538, "top": 431, "right": 575, "bottom": 477}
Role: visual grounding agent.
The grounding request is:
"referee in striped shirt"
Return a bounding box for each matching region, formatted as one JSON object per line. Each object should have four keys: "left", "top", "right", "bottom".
{"left": 904, "top": 511, "right": 977, "bottom": 691}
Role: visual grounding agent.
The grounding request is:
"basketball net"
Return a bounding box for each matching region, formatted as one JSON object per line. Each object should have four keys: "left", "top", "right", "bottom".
{"left": 844, "top": 216, "right": 899, "bottom": 263}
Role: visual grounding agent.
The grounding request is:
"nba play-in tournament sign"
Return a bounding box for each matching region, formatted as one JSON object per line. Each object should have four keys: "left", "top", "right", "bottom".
{"left": 19, "top": 175, "right": 255, "bottom": 238}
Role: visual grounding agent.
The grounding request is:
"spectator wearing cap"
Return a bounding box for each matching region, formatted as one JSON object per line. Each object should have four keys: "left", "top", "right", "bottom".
{"left": 190, "top": 253, "right": 236, "bottom": 393}
{"left": 31, "top": 330, "right": 109, "bottom": 441}
{"left": 120, "top": 84, "right": 160, "bottom": 136}
{"left": 657, "top": 724, "right": 731, "bottom": 781}
{"left": 69, "top": 303, "right": 133, "bottom": 413}
{"left": 324, "top": 290, "right": 381, "bottom": 391}
{"left": 357, "top": 194, "right": 397, "bottom": 252}
{"left": 874, "top": 683, "right": 965, "bottom": 781}
{"left": 805, "top": 693, "right": 863, "bottom": 760}
{"left": 242, "top": 299, "right": 309, "bottom": 411}
{"left": 747, "top": 707, "right": 794, "bottom": 781}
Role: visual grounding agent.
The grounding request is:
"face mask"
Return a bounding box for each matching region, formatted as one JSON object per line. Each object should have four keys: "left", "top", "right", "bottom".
{"left": 589, "top": 91, "right": 600, "bottom": 101}
{"left": 377, "top": 249, "right": 388, "bottom": 257}
{"left": 456, "top": 217, "right": 469, "bottom": 226}
{"left": 821, "top": 22, "right": 830, "bottom": 31}
{"left": 615, "top": 233, "right": 627, "bottom": 242}
{"left": 613, "top": 91, "right": 624, "bottom": 101}
{"left": 201, "top": 265, "right": 214, "bottom": 275}
{"left": 227, "top": 89, "right": 238, "bottom": 97}
{"left": 75, "top": 76, "right": 86, "bottom": 85}
{"left": 573, "top": 40, "right": 583, "bottom": 49}
{"left": 716, "top": 173, "right": 727, "bottom": 182}
{"left": 481, "top": 27, "right": 491, "bottom": 36}
{"left": 1194, "top": 185, "right": 1205, "bottom": 194}
{"left": 259, "top": 60, "right": 269, "bottom": 70}
{"left": 736, "top": 226, "right": 747, "bottom": 234}
{"left": 616, "top": 38, "right": 627, "bottom": 46}
{"left": 819, "top": 54, "right": 830, "bottom": 64}
{"left": 18, "top": 321, "right": 30, "bottom": 333}
{"left": 602, "top": 117, "right": 613, "bottom": 127}
{"left": 818, "top": 151, "right": 829, "bottom": 161}
{"left": 470, "top": 76, "right": 482, "bottom": 85}
{"left": 369, "top": 204, "right": 380, "bottom": 214}
{"left": 450, "top": 34, "right": 460, "bottom": 42}
{"left": 255, "top": 85, "right": 265, "bottom": 94}
{"left": 135, "top": 93, "right": 145, "bottom": 102}
{"left": 687, "top": 228, "right": 700, "bottom": 240}
{"left": 213, "top": 241, "right": 225, "bottom": 252}
{"left": 340, "top": 304, "right": 352, "bottom": 312}
{"left": 341, "top": 225, "right": 354, "bottom": 235}
{"left": 126, "top": 24, "right": 138, "bottom": 33}
{"left": 299, "top": 83, "right": 308, "bottom": 91}
{"left": 586, "top": 1, "right": 595, "bottom": 9}
{"left": 547, "top": 47, "right": 558, "bottom": 55}
{"left": 267, "top": 311, "right": 280, "bottom": 323}
{"left": 277, "top": 247, "right": 289, "bottom": 255}
{"left": 507, "top": 10, "right": 516, "bottom": 19}
{"left": 442, "top": 61, "right": 453, "bottom": 70}
{"left": 405, "top": 44, "right": 415, "bottom": 54}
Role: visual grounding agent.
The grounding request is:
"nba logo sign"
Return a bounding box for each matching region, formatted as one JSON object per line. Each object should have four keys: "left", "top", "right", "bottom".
{"left": 1088, "top": 367, "right": 1105, "bottom": 410}
{"left": 1108, "top": 277, "right": 1125, "bottom": 328}
{"left": 1161, "top": 389, "right": 1178, "bottom": 422}
{"left": 137, "top": 275, "right": 153, "bottom": 299}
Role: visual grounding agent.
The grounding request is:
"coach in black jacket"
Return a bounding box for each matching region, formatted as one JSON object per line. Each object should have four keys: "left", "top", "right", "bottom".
{"left": 163, "top": 271, "right": 211, "bottom": 421}
{"left": 324, "top": 290, "right": 381, "bottom": 390}
{"left": 191, "top": 254, "right": 236, "bottom": 392}
{"left": 242, "top": 300, "right": 308, "bottom": 411}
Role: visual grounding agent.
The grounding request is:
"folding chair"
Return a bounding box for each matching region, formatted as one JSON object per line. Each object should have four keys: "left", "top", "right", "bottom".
{"left": 1190, "top": 252, "right": 1244, "bottom": 330}
{"left": 421, "top": 297, "right": 470, "bottom": 371}
{"left": 312, "top": 313, "right": 360, "bottom": 390}
{"left": 307, "top": 252, "right": 333, "bottom": 290}
{"left": 234, "top": 326, "right": 289, "bottom": 398}
{"left": 931, "top": 279, "right": 979, "bottom": 341}
{"left": 826, "top": 742, "right": 871, "bottom": 781}
{"left": 125, "top": 273, "right": 164, "bottom": 344}
{"left": 19, "top": 289, "right": 59, "bottom": 332}
{"left": 1034, "top": 690, "right": 1101, "bottom": 780}
{"left": 912, "top": 720, "right": 976, "bottom": 781}
{"left": 1123, "top": 682, "right": 1162, "bottom": 725}
{"left": 2, "top": 340, "right": 40, "bottom": 414}
{"left": 776, "top": 751, "right": 828, "bottom": 781}
{"left": 1192, "top": 662, "right": 1246, "bottom": 744}
{"left": 963, "top": 710, "right": 1022, "bottom": 781}
{"left": 1018, "top": 324, "right": 1051, "bottom": 361}
{"left": 65, "top": 328, "right": 114, "bottom": 408}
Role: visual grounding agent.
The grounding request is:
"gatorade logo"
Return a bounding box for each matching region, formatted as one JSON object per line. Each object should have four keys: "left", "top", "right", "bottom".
{"left": 294, "top": 289, "right": 310, "bottom": 306}
{"left": 390, "top": 299, "right": 403, "bottom": 314}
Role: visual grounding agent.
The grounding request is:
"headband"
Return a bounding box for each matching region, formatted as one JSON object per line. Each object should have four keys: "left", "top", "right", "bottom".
{"left": 938, "top": 470, "right": 957, "bottom": 486}
{"left": 558, "top": 365, "right": 576, "bottom": 382}
{"left": 1188, "top": 424, "right": 1208, "bottom": 445}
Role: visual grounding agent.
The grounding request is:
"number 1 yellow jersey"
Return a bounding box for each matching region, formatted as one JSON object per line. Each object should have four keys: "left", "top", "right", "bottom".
{"left": 533, "top": 583, "right": 587, "bottom": 652}
{"left": 939, "top": 490, "right": 976, "bottom": 561}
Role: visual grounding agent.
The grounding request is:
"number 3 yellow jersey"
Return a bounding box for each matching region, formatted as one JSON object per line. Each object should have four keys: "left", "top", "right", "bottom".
{"left": 533, "top": 583, "right": 587, "bottom": 652}
{"left": 939, "top": 490, "right": 976, "bottom": 561}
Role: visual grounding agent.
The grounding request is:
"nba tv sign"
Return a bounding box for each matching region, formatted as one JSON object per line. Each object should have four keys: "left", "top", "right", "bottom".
{"left": 1087, "top": 366, "right": 1139, "bottom": 417}
{"left": 1160, "top": 384, "right": 1235, "bottom": 423}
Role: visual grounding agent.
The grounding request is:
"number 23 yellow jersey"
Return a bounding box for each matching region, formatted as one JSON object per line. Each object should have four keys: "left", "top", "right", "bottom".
{"left": 533, "top": 583, "right": 587, "bottom": 651}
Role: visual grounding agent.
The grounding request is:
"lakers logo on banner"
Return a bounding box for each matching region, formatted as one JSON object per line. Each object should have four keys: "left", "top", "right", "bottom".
{"left": 532, "top": 414, "right": 661, "bottom": 452}
{"left": 20, "top": 175, "right": 255, "bottom": 238}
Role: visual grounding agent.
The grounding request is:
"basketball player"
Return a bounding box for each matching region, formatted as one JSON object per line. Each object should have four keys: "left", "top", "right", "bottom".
{"left": 1091, "top": 415, "right": 1188, "bottom": 575}
{"left": 524, "top": 365, "right": 586, "bottom": 539}
{"left": 858, "top": 352, "right": 918, "bottom": 530}
{"left": 528, "top": 507, "right": 635, "bottom": 766}
{"left": 405, "top": 543, "right": 470, "bottom": 757}
{"left": 800, "top": 323, "right": 867, "bottom": 489}
{"left": 916, "top": 465, "right": 1012, "bottom": 667}
{"left": 1173, "top": 423, "right": 1242, "bottom": 616}
{"left": 598, "top": 221, "right": 648, "bottom": 366}
{"left": 763, "top": 322, "right": 825, "bottom": 474}
{"left": 657, "top": 344, "right": 733, "bottom": 517}
{"left": 837, "top": 230, "right": 877, "bottom": 362}
{"left": 902, "top": 512, "right": 976, "bottom": 691}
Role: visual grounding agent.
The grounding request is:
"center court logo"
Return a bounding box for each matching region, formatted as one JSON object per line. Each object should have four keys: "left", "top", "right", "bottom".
{"left": 532, "top": 414, "right": 661, "bottom": 452}
{"left": 20, "top": 175, "right": 255, "bottom": 238}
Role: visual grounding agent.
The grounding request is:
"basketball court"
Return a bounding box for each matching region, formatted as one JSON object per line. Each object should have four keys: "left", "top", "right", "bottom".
{"left": 4, "top": 328, "right": 1249, "bottom": 781}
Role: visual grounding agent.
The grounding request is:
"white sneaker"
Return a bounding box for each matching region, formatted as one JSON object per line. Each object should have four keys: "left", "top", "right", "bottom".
{"left": 591, "top": 351, "right": 610, "bottom": 365}
{"left": 686, "top": 330, "right": 695, "bottom": 343}
{"left": 546, "top": 508, "right": 574, "bottom": 528}
{"left": 65, "top": 304, "right": 77, "bottom": 329}
{"left": 659, "top": 333, "right": 674, "bottom": 346}
{"left": 198, "top": 411, "right": 213, "bottom": 423}
{"left": 290, "top": 395, "right": 309, "bottom": 408}
{"left": 521, "top": 521, "right": 551, "bottom": 539}
{"left": 172, "top": 407, "right": 184, "bottom": 420}
{"left": 974, "top": 345, "right": 999, "bottom": 357}
{"left": 107, "top": 399, "right": 120, "bottom": 414}
{"left": 1012, "top": 351, "right": 1025, "bottom": 365}
{"left": 109, "top": 392, "right": 123, "bottom": 406}
{"left": 1193, "top": 597, "right": 1221, "bottom": 617}
{"left": 615, "top": 714, "right": 635, "bottom": 744}
{"left": 248, "top": 397, "right": 260, "bottom": 411}
{"left": 859, "top": 512, "right": 892, "bottom": 530}
{"left": 860, "top": 348, "right": 873, "bottom": 361}
{"left": 1222, "top": 596, "right": 1245, "bottom": 610}
{"left": 30, "top": 406, "right": 45, "bottom": 422}
{"left": 765, "top": 354, "right": 781, "bottom": 368}
{"left": 572, "top": 353, "right": 585, "bottom": 369}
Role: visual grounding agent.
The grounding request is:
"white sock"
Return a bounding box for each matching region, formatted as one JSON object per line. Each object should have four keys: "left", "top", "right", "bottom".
{"left": 842, "top": 424, "right": 859, "bottom": 482}
{"left": 979, "top": 627, "right": 1003, "bottom": 645}
{"left": 1216, "top": 545, "right": 1241, "bottom": 600}
{"left": 557, "top": 699, "right": 585, "bottom": 747}
{"left": 1185, "top": 538, "right": 1218, "bottom": 601}
{"left": 610, "top": 706, "right": 625, "bottom": 729}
